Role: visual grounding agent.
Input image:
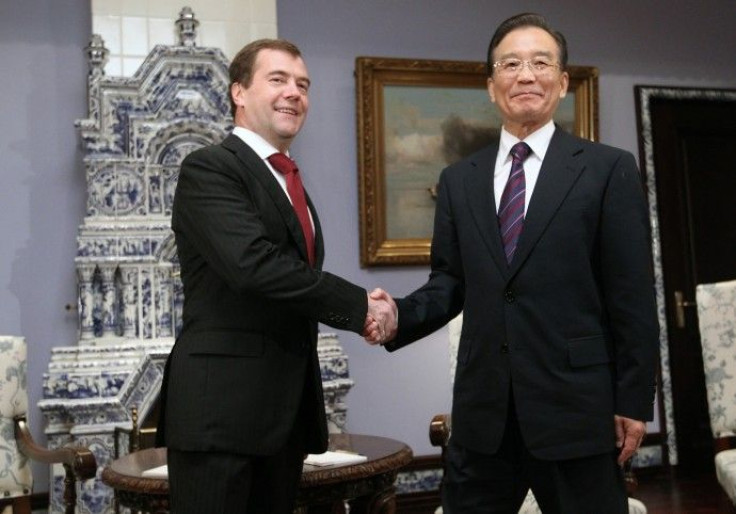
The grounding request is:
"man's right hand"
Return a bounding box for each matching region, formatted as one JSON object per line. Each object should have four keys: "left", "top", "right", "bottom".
{"left": 363, "top": 288, "right": 397, "bottom": 344}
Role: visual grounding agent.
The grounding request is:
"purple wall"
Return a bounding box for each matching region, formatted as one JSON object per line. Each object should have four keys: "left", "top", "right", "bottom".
{"left": 0, "top": 0, "right": 89, "bottom": 488}
{"left": 1, "top": 0, "right": 735, "bottom": 492}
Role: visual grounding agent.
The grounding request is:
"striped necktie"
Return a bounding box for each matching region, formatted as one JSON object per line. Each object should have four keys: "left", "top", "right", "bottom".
{"left": 498, "top": 142, "right": 531, "bottom": 263}
{"left": 268, "top": 153, "right": 315, "bottom": 266}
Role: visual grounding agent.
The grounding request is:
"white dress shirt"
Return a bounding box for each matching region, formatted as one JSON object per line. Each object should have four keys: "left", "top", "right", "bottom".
{"left": 232, "top": 126, "right": 315, "bottom": 229}
{"left": 493, "top": 120, "right": 556, "bottom": 215}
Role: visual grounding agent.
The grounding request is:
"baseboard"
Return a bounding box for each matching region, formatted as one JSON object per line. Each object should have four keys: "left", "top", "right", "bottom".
{"left": 396, "top": 454, "right": 442, "bottom": 512}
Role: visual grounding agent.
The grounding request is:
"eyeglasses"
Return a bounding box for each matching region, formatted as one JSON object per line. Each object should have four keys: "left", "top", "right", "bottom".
{"left": 492, "top": 58, "right": 560, "bottom": 77}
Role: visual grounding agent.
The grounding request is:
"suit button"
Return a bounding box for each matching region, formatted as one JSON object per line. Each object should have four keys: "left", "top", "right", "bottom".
{"left": 504, "top": 290, "right": 515, "bottom": 303}
{"left": 501, "top": 343, "right": 509, "bottom": 354}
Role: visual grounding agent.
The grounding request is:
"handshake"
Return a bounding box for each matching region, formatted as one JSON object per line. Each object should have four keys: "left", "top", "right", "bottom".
{"left": 363, "top": 288, "right": 397, "bottom": 345}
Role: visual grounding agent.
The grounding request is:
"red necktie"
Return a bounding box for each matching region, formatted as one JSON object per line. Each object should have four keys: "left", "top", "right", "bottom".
{"left": 267, "top": 153, "right": 316, "bottom": 266}
{"left": 498, "top": 142, "right": 531, "bottom": 263}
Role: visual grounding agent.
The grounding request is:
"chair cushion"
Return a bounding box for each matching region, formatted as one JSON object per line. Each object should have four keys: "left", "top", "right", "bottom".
{"left": 518, "top": 490, "right": 541, "bottom": 513}
{"left": 715, "top": 449, "right": 736, "bottom": 504}
{"left": 0, "top": 336, "right": 32, "bottom": 498}
{"left": 627, "top": 497, "right": 648, "bottom": 514}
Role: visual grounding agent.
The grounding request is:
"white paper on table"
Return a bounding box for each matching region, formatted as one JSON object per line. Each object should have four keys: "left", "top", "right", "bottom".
{"left": 141, "top": 464, "right": 169, "bottom": 478}
{"left": 304, "top": 451, "right": 367, "bottom": 467}
{"left": 140, "top": 451, "right": 367, "bottom": 476}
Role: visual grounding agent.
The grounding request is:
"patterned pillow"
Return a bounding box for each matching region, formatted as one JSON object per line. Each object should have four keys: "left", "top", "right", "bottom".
{"left": 715, "top": 449, "right": 736, "bottom": 503}
{"left": 0, "top": 335, "right": 32, "bottom": 498}
{"left": 696, "top": 280, "right": 736, "bottom": 438}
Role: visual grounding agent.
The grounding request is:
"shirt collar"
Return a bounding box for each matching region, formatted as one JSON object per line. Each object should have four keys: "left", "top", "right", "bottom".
{"left": 499, "top": 120, "right": 556, "bottom": 162}
{"left": 232, "top": 126, "right": 289, "bottom": 160}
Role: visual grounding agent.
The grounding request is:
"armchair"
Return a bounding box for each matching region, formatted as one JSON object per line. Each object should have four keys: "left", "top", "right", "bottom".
{"left": 431, "top": 314, "right": 647, "bottom": 513}
{"left": 0, "top": 336, "right": 97, "bottom": 514}
{"left": 695, "top": 279, "right": 736, "bottom": 505}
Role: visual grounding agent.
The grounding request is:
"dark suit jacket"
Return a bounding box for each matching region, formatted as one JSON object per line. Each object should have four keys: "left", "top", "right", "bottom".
{"left": 386, "top": 127, "right": 659, "bottom": 461}
{"left": 158, "top": 134, "right": 367, "bottom": 456}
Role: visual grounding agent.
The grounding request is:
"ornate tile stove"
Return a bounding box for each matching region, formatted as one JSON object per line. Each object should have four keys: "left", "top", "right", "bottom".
{"left": 38, "top": 9, "right": 354, "bottom": 513}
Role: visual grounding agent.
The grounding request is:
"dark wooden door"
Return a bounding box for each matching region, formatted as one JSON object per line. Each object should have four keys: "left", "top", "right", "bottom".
{"left": 637, "top": 87, "right": 736, "bottom": 475}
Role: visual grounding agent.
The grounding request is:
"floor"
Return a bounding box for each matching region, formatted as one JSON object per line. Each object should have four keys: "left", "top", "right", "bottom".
{"left": 635, "top": 468, "right": 735, "bottom": 513}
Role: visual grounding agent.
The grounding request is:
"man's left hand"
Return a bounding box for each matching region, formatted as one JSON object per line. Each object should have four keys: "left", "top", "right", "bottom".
{"left": 614, "top": 414, "right": 646, "bottom": 465}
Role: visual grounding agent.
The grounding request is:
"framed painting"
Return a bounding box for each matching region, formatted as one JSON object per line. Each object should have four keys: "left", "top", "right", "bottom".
{"left": 355, "top": 56, "right": 598, "bottom": 266}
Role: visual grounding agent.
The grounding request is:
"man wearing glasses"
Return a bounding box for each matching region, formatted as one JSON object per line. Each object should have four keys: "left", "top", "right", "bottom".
{"left": 372, "top": 12, "right": 659, "bottom": 513}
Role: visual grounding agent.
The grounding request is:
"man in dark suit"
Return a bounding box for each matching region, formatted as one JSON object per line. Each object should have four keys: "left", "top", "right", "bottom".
{"left": 157, "top": 39, "right": 395, "bottom": 513}
{"left": 371, "top": 13, "right": 659, "bottom": 513}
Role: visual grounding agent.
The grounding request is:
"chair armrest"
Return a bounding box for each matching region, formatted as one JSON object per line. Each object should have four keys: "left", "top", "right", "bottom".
{"left": 429, "top": 413, "right": 451, "bottom": 448}
{"left": 14, "top": 416, "right": 97, "bottom": 481}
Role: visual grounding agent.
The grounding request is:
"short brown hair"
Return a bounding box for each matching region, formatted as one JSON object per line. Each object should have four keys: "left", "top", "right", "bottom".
{"left": 228, "top": 38, "right": 303, "bottom": 117}
{"left": 486, "top": 13, "right": 568, "bottom": 76}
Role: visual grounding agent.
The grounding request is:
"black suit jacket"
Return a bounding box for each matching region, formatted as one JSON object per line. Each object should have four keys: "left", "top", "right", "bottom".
{"left": 158, "top": 134, "right": 367, "bottom": 456}
{"left": 386, "top": 128, "right": 659, "bottom": 460}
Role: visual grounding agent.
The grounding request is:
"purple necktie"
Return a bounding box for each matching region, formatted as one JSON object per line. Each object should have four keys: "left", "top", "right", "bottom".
{"left": 268, "top": 153, "right": 315, "bottom": 266}
{"left": 498, "top": 142, "right": 531, "bottom": 264}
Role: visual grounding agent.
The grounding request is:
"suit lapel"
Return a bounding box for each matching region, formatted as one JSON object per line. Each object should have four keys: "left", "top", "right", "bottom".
{"left": 462, "top": 143, "right": 510, "bottom": 277}
{"left": 509, "top": 128, "right": 586, "bottom": 275}
{"left": 221, "top": 134, "right": 315, "bottom": 266}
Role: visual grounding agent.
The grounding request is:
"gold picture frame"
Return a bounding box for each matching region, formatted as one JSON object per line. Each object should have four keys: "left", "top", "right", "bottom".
{"left": 356, "top": 56, "right": 599, "bottom": 266}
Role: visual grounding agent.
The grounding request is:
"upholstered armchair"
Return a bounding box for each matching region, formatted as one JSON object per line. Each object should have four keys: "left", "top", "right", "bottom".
{"left": 695, "top": 279, "right": 736, "bottom": 505}
{"left": 431, "top": 314, "right": 647, "bottom": 514}
{"left": 0, "top": 336, "right": 97, "bottom": 514}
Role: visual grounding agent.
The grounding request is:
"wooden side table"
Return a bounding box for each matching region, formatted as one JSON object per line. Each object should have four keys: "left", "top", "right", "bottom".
{"left": 101, "top": 433, "right": 413, "bottom": 513}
